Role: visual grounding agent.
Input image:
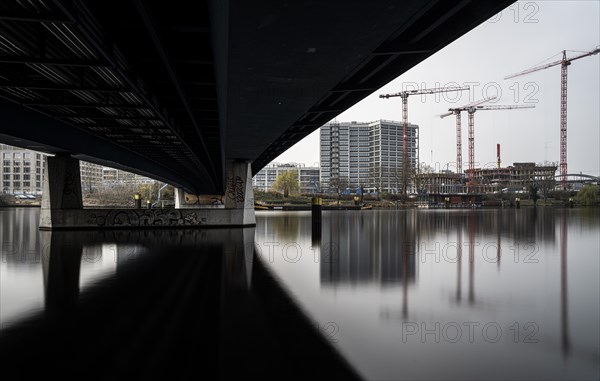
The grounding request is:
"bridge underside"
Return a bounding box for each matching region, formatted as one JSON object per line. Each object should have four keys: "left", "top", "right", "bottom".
{"left": 0, "top": 0, "right": 512, "bottom": 194}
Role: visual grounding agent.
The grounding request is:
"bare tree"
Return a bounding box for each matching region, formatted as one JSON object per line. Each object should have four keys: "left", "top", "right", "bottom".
{"left": 329, "top": 176, "right": 349, "bottom": 205}
{"left": 536, "top": 174, "right": 556, "bottom": 204}
{"left": 368, "top": 165, "right": 383, "bottom": 195}
{"left": 388, "top": 166, "right": 401, "bottom": 195}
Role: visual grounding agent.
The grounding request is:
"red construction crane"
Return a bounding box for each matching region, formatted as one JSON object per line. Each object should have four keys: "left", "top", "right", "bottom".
{"left": 380, "top": 85, "right": 469, "bottom": 197}
{"left": 505, "top": 47, "right": 600, "bottom": 190}
{"left": 443, "top": 103, "right": 535, "bottom": 191}
{"left": 439, "top": 97, "right": 495, "bottom": 175}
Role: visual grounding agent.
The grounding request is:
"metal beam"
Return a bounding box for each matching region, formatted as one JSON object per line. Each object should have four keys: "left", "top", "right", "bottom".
{"left": 133, "top": 0, "right": 217, "bottom": 183}
{"left": 51, "top": 0, "right": 212, "bottom": 186}
{"left": 0, "top": 12, "right": 72, "bottom": 23}
{"left": 24, "top": 101, "right": 151, "bottom": 109}
{"left": 56, "top": 115, "right": 160, "bottom": 122}
{"left": 0, "top": 82, "right": 131, "bottom": 92}
{"left": 0, "top": 56, "right": 108, "bottom": 67}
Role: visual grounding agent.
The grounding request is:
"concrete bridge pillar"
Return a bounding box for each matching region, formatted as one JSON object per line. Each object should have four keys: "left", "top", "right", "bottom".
{"left": 174, "top": 187, "right": 185, "bottom": 209}
{"left": 225, "top": 160, "right": 255, "bottom": 226}
{"left": 40, "top": 154, "right": 83, "bottom": 230}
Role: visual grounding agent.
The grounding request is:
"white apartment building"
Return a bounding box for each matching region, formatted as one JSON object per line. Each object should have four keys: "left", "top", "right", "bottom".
{"left": 320, "top": 120, "right": 419, "bottom": 193}
{"left": 253, "top": 163, "right": 320, "bottom": 194}
{"left": 1, "top": 144, "right": 114, "bottom": 195}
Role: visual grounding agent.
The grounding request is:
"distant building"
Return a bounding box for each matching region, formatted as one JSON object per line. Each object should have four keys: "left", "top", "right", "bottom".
{"left": 101, "top": 167, "right": 155, "bottom": 187}
{"left": 1, "top": 144, "right": 45, "bottom": 195}
{"left": 1, "top": 144, "right": 142, "bottom": 195}
{"left": 80, "top": 161, "right": 104, "bottom": 193}
{"left": 414, "top": 172, "right": 465, "bottom": 194}
{"left": 468, "top": 162, "right": 557, "bottom": 192}
{"left": 320, "top": 120, "right": 418, "bottom": 193}
{"left": 253, "top": 163, "right": 320, "bottom": 194}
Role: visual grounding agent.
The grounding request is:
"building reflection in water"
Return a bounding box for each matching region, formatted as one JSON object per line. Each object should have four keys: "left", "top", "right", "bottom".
{"left": 2, "top": 207, "right": 598, "bottom": 379}
{"left": 255, "top": 208, "right": 599, "bottom": 379}
{"left": 320, "top": 211, "right": 417, "bottom": 287}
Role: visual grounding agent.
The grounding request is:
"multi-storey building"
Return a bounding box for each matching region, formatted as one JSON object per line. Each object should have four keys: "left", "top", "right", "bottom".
{"left": 320, "top": 120, "right": 419, "bottom": 193}
{"left": 468, "top": 162, "right": 558, "bottom": 192}
{"left": 1, "top": 144, "right": 45, "bottom": 195}
{"left": 101, "top": 167, "right": 154, "bottom": 187}
{"left": 2, "top": 144, "right": 111, "bottom": 195}
{"left": 414, "top": 172, "right": 465, "bottom": 194}
{"left": 80, "top": 161, "right": 104, "bottom": 193}
{"left": 253, "top": 163, "right": 320, "bottom": 194}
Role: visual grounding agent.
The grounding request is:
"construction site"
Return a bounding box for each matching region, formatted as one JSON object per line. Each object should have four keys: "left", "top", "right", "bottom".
{"left": 379, "top": 46, "right": 600, "bottom": 205}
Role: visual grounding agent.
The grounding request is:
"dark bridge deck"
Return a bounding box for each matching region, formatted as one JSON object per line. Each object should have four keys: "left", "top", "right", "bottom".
{"left": 1, "top": 0, "right": 512, "bottom": 194}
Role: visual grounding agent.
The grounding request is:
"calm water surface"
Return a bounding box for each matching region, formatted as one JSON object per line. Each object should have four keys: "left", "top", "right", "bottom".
{"left": 1, "top": 207, "right": 598, "bottom": 380}
{"left": 254, "top": 208, "right": 599, "bottom": 380}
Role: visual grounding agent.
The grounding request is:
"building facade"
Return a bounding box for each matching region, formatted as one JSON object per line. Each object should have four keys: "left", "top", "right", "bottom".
{"left": 80, "top": 161, "right": 104, "bottom": 193}
{"left": 320, "top": 120, "right": 419, "bottom": 193}
{"left": 414, "top": 172, "right": 465, "bottom": 194}
{"left": 253, "top": 163, "right": 320, "bottom": 194}
{"left": 1, "top": 144, "right": 45, "bottom": 195}
{"left": 468, "top": 162, "right": 557, "bottom": 192}
{"left": 1, "top": 144, "right": 124, "bottom": 195}
{"left": 101, "top": 167, "right": 154, "bottom": 187}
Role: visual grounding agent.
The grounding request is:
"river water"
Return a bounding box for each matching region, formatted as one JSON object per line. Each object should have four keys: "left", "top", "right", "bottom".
{"left": 1, "top": 207, "right": 598, "bottom": 380}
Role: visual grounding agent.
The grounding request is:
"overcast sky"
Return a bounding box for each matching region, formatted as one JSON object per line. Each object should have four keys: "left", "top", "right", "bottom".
{"left": 272, "top": 1, "right": 600, "bottom": 176}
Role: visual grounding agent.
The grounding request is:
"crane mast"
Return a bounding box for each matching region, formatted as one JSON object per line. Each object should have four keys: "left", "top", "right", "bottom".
{"left": 560, "top": 52, "right": 569, "bottom": 189}
{"left": 505, "top": 47, "right": 600, "bottom": 190}
{"left": 441, "top": 97, "right": 495, "bottom": 175}
{"left": 466, "top": 104, "right": 535, "bottom": 192}
{"left": 380, "top": 85, "right": 469, "bottom": 198}
{"left": 443, "top": 102, "right": 534, "bottom": 192}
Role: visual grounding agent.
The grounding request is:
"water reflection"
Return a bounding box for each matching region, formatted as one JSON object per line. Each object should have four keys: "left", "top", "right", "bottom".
{"left": 560, "top": 213, "right": 570, "bottom": 357}
{"left": 321, "top": 212, "right": 417, "bottom": 287}
{"left": 0, "top": 209, "right": 359, "bottom": 379}
{"left": 255, "top": 208, "right": 599, "bottom": 380}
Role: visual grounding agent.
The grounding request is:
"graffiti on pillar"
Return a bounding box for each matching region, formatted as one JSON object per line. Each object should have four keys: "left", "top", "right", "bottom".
{"left": 87, "top": 209, "right": 208, "bottom": 227}
{"left": 226, "top": 176, "right": 245, "bottom": 203}
{"left": 63, "top": 171, "right": 78, "bottom": 196}
{"left": 185, "top": 194, "right": 224, "bottom": 205}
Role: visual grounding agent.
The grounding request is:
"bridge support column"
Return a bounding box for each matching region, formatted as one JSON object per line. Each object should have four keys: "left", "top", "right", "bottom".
{"left": 40, "top": 155, "right": 83, "bottom": 230}
{"left": 174, "top": 187, "right": 185, "bottom": 209}
{"left": 224, "top": 160, "right": 255, "bottom": 226}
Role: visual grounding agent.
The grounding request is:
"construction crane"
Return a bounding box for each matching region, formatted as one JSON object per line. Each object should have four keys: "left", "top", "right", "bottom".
{"left": 380, "top": 85, "right": 469, "bottom": 197}
{"left": 443, "top": 103, "right": 535, "bottom": 191}
{"left": 505, "top": 47, "right": 600, "bottom": 190}
{"left": 439, "top": 97, "right": 496, "bottom": 175}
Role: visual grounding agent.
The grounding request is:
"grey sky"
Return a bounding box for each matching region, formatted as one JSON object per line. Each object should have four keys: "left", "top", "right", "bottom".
{"left": 273, "top": 1, "right": 600, "bottom": 176}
